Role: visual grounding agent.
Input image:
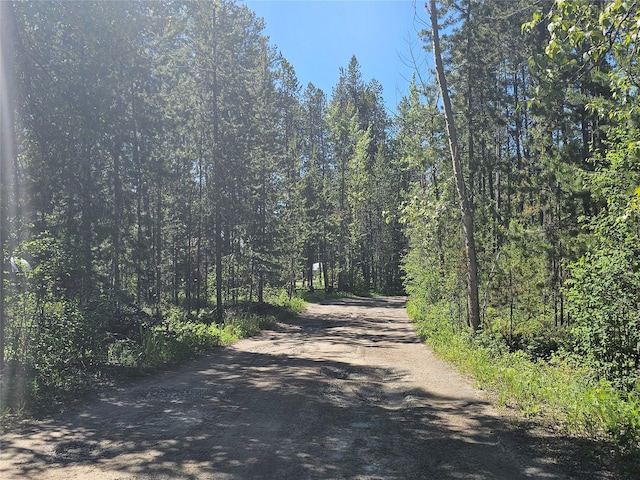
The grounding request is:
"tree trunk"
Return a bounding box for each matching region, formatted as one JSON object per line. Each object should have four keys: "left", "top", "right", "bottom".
{"left": 321, "top": 238, "right": 329, "bottom": 292}
{"left": 134, "top": 133, "right": 143, "bottom": 305}
{"left": 0, "top": 0, "right": 18, "bottom": 375}
{"left": 196, "top": 139, "right": 204, "bottom": 312}
{"left": 154, "top": 182, "right": 162, "bottom": 316}
{"left": 215, "top": 204, "right": 223, "bottom": 320}
{"left": 427, "top": 0, "right": 480, "bottom": 331}
{"left": 307, "top": 244, "right": 314, "bottom": 291}
{"left": 80, "top": 144, "right": 93, "bottom": 305}
{"left": 212, "top": 7, "right": 224, "bottom": 322}
{"left": 112, "top": 141, "right": 122, "bottom": 298}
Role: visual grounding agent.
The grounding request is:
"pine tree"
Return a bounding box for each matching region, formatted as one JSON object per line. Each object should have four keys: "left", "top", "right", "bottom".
{"left": 427, "top": 0, "right": 481, "bottom": 330}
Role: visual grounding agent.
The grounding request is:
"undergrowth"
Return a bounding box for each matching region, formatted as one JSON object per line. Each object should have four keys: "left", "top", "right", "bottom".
{"left": 407, "top": 297, "right": 640, "bottom": 466}
{"left": 300, "top": 289, "right": 362, "bottom": 303}
{"left": 1, "top": 291, "right": 306, "bottom": 424}
{"left": 97, "top": 291, "right": 306, "bottom": 373}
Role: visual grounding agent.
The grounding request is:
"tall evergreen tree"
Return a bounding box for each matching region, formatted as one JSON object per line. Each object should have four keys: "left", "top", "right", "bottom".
{"left": 427, "top": 0, "right": 480, "bottom": 330}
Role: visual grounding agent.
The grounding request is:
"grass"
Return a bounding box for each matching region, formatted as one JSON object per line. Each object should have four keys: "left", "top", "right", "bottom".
{"left": 108, "top": 292, "right": 306, "bottom": 370}
{"left": 1, "top": 291, "right": 307, "bottom": 426}
{"left": 406, "top": 297, "right": 640, "bottom": 467}
{"left": 298, "top": 288, "right": 386, "bottom": 303}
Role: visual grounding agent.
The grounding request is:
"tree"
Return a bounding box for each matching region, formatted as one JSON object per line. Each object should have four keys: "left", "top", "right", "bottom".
{"left": 301, "top": 83, "right": 332, "bottom": 291}
{"left": 533, "top": 0, "right": 640, "bottom": 388}
{"left": 396, "top": 76, "right": 464, "bottom": 317}
{"left": 246, "top": 44, "right": 281, "bottom": 303}
{"left": 426, "top": 0, "right": 480, "bottom": 331}
{"left": 326, "top": 56, "right": 394, "bottom": 292}
{"left": 0, "top": 0, "right": 19, "bottom": 376}
{"left": 273, "top": 58, "right": 305, "bottom": 297}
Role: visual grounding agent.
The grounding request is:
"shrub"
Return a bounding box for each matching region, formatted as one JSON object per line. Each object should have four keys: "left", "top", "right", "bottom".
{"left": 108, "top": 339, "right": 141, "bottom": 368}
{"left": 567, "top": 247, "right": 640, "bottom": 391}
{"left": 1, "top": 290, "right": 303, "bottom": 417}
{"left": 407, "top": 298, "right": 640, "bottom": 457}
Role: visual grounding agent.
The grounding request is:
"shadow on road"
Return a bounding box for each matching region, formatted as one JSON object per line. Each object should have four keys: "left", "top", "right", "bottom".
{"left": 0, "top": 296, "right": 601, "bottom": 479}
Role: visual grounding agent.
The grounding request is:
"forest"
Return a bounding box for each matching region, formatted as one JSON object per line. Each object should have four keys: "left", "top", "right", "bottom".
{"left": 0, "top": 0, "right": 639, "bottom": 461}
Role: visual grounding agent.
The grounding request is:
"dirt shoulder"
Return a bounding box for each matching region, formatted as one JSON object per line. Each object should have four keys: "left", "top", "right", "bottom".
{"left": 0, "top": 297, "right": 601, "bottom": 479}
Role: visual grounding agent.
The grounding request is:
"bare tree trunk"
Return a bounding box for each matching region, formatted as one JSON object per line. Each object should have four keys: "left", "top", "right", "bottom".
{"left": 80, "top": 144, "right": 93, "bottom": 305}
{"left": 154, "top": 182, "right": 162, "bottom": 316}
{"left": 134, "top": 133, "right": 143, "bottom": 305}
{"left": 196, "top": 138, "right": 204, "bottom": 312}
{"left": 112, "top": 141, "right": 122, "bottom": 298}
{"left": 427, "top": 0, "right": 480, "bottom": 331}
{"left": 215, "top": 204, "right": 223, "bottom": 320}
{"left": 0, "top": 0, "right": 18, "bottom": 375}
{"left": 212, "top": 7, "right": 224, "bottom": 322}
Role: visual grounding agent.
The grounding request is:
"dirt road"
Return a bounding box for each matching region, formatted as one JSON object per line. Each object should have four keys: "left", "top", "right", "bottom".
{"left": 1, "top": 297, "right": 573, "bottom": 479}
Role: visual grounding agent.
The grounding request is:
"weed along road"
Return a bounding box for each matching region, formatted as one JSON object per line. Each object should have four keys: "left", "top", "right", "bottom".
{"left": 1, "top": 297, "right": 571, "bottom": 479}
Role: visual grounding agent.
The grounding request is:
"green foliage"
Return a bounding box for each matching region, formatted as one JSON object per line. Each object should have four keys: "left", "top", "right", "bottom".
{"left": 518, "top": 0, "right": 640, "bottom": 392}
{"left": 107, "top": 319, "right": 225, "bottom": 369}
{"left": 551, "top": 0, "right": 640, "bottom": 389}
{"left": 107, "top": 339, "right": 142, "bottom": 369}
{"left": 325, "top": 55, "right": 402, "bottom": 293}
{"left": 2, "top": 294, "right": 300, "bottom": 415}
{"left": 488, "top": 312, "right": 571, "bottom": 361}
{"left": 567, "top": 247, "right": 640, "bottom": 390}
{"left": 299, "top": 289, "right": 355, "bottom": 303}
{"left": 272, "top": 290, "right": 307, "bottom": 315}
{"left": 408, "top": 300, "right": 640, "bottom": 457}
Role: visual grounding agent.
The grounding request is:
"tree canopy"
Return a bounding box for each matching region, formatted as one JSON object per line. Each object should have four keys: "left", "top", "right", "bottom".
{"left": 1, "top": 0, "right": 639, "bottom": 456}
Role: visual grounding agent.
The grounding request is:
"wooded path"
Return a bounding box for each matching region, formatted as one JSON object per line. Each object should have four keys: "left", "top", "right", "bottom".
{"left": 1, "top": 297, "right": 572, "bottom": 479}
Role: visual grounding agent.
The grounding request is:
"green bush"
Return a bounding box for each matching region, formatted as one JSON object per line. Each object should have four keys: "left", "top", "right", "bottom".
{"left": 108, "top": 339, "right": 141, "bottom": 368}
{"left": 408, "top": 298, "right": 640, "bottom": 457}
{"left": 106, "top": 302, "right": 296, "bottom": 370}
{"left": 24, "top": 300, "right": 107, "bottom": 404}
{"left": 567, "top": 247, "right": 640, "bottom": 391}
{"left": 1, "top": 288, "right": 304, "bottom": 418}
{"left": 485, "top": 310, "right": 571, "bottom": 360}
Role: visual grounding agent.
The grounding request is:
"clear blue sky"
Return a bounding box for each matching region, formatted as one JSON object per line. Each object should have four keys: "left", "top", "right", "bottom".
{"left": 243, "top": 0, "right": 431, "bottom": 113}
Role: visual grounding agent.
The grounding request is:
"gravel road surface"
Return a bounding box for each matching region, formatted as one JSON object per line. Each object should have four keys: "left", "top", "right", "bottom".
{"left": 1, "top": 297, "right": 574, "bottom": 479}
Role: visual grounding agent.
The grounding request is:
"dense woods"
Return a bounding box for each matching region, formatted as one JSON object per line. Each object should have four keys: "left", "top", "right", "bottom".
{"left": 1, "top": 0, "right": 639, "bottom": 461}
{"left": 403, "top": 0, "right": 640, "bottom": 391}
{"left": 1, "top": 0, "right": 404, "bottom": 408}
{"left": 400, "top": 0, "right": 640, "bottom": 459}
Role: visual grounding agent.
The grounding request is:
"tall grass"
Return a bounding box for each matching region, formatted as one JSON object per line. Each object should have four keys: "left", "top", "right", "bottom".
{"left": 0, "top": 291, "right": 307, "bottom": 424}
{"left": 300, "top": 289, "right": 356, "bottom": 303}
{"left": 108, "top": 292, "right": 306, "bottom": 371}
{"left": 407, "top": 297, "right": 640, "bottom": 459}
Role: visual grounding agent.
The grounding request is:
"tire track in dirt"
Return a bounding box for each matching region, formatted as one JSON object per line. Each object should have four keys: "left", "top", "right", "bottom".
{"left": 0, "top": 296, "right": 572, "bottom": 479}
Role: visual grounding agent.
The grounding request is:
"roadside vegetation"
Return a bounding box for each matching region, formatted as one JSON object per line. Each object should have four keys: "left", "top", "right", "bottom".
{"left": 399, "top": 0, "right": 640, "bottom": 473}
{"left": 0, "top": 290, "right": 305, "bottom": 424}
{"left": 408, "top": 296, "right": 640, "bottom": 473}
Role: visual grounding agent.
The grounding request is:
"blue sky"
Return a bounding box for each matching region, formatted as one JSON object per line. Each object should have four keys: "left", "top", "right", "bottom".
{"left": 243, "top": 0, "right": 432, "bottom": 113}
